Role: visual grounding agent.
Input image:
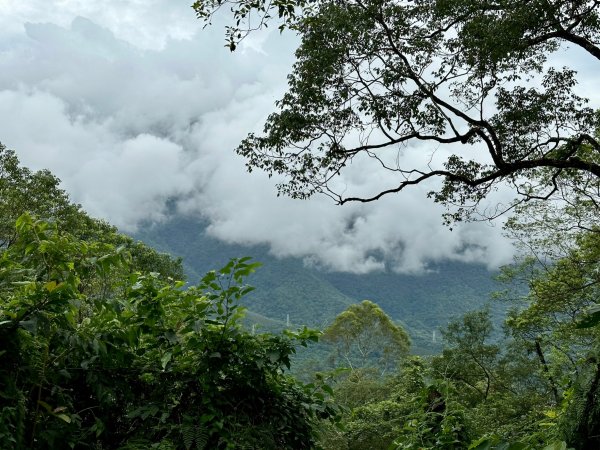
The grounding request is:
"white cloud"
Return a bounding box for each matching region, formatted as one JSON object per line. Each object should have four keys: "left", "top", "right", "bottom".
{"left": 0, "top": 2, "right": 518, "bottom": 273}
{"left": 0, "top": 0, "right": 198, "bottom": 50}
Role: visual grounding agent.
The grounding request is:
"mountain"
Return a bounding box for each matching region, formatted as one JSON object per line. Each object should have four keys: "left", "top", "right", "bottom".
{"left": 133, "top": 215, "right": 504, "bottom": 354}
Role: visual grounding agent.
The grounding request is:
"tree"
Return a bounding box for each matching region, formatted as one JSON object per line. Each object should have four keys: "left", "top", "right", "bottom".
{"left": 194, "top": 0, "right": 600, "bottom": 222}
{"left": 0, "top": 147, "right": 341, "bottom": 448}
{"left": 0, "top": 142, "right": 184, "bottom": 281}
{"left": 0, "top": 143, "right": 79, "bottom": 248}
{"left": 322, "top": 300, "right": 410, "bottom": 374}
{"left": 432, "top": 310, "right": 500, "bottom": 402}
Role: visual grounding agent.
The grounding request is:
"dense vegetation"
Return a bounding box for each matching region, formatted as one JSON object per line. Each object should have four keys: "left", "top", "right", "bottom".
{"left": 316, "top": 229, "right": 600, "bottom": 449}
{"left": 4, "top": 134, "right": 600, "bottom": 448}
{"left": 0, "top": 146, "right": 338, "bottom": 449}
{"left": 4, "top": 0, "right": 600, "bottom": 447}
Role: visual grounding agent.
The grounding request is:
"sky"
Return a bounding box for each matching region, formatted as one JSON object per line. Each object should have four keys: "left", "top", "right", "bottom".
{"left": 0, "top": 0, "right": 551, "bottom": 273}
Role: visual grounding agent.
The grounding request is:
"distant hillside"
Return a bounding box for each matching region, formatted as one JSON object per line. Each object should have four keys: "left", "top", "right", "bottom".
{"left": 133, "top": 215, "right": 504, "bottom": 354}
{"left": 321, "top": 262, "right": 504, "bottom": 352}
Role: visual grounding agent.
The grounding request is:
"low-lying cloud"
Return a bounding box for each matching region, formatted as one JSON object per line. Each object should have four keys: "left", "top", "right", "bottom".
{"left": 0, "top": 2, "right": 517, "bottom": 273}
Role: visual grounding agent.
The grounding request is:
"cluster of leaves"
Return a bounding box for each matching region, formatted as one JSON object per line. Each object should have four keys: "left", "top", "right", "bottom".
{"left": 317, "top": 306, "right": 577, "bottom": 449}
{"left": 501, "top": 229, "right": 600, "bottom": 449}
{"left": 0, "top": 214, "right": 339, "bottom": 448}
{"left": 320, "top": 357, "right": 474, "bottom": 450}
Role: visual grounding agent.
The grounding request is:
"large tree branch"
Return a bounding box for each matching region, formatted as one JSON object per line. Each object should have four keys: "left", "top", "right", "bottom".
{"left": 370, "top": 7, "right": 506, "bottom": 167}
{"left": 339, "top": 155, "right": 600, "bottom": 204}
{"left": 526, "top": 28, "right": 600, "bottom": 60}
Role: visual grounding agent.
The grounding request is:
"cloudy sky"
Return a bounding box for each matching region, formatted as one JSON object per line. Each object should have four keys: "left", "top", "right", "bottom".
{"left": 0, "top": 0, "right": 551, "bottom": 273}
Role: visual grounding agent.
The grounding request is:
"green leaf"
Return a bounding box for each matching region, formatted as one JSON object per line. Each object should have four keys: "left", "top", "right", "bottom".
{"left": 44, "top": 280, "right": 58, "bottom": 292}
{"left": 543, "top": 442, "right": 568, "bottom": 450}
{"left": 38, "top": 400, "right": 54, "bottom": 413}
{"left": 160, "top": 352, "right": 172, "bottom": 369}
{"left": 56, "top": 413, "right": 71, "bottom": 423}
{"left": 321, "top": 384, "right": 334, "bottom": 396}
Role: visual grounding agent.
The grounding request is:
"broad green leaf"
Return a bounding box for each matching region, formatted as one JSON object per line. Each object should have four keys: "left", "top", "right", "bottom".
{"left": 543, "top": 442, "right": 567, "bottom": 450}
{"left": 161, "top": 352, "right": 172, "bottom": 369}
{"left": 44, "top": 280, "right": 58, "bottom": 292}
{"left": 56, "top": 414, "right": 71, "bottom": 423}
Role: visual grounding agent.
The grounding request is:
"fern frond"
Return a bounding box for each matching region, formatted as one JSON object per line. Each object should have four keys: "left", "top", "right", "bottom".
{"left": 195, "top": 425, "right": 208, "bottom": 450}
{"left": 181, "top": 423, "right": 195, "bottom": 450}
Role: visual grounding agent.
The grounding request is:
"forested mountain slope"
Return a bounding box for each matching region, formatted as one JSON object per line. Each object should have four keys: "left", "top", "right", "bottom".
{"left": 134, "top": 215, "right": 503, "bottom": 353}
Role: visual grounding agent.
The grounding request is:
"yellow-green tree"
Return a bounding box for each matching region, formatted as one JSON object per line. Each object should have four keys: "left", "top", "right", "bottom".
{"left": 323, "top": 300, "right": 410, "bottom": 375}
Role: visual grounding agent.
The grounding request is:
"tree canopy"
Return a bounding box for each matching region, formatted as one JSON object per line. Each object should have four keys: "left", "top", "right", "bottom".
{"left": 322, "top": 300, "right": 410, "bottom": 374}
{"left": 194, "top": 0, "right": 600, "bottom": 222}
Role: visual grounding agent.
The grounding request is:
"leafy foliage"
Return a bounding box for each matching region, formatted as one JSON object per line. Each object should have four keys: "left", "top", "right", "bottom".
{"left": 195, "top": 0, "right": 600, "bottom": 223}
{"left": 0, "top": 215, "right": 339, "bottom": 448}
{"left": 434, "top": 310, "right": 500, "bottom": 401}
